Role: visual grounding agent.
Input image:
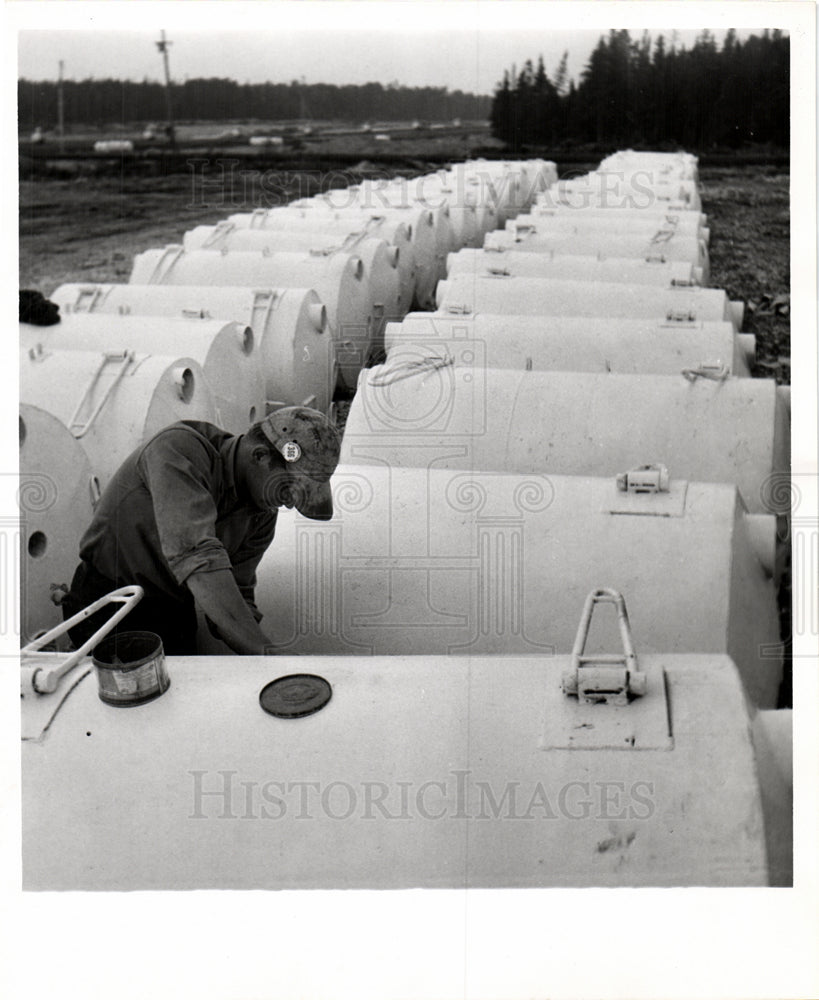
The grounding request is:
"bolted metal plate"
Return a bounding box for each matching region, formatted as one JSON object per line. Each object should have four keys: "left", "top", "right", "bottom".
{"left": 603, "top": 479, "right": 688, "bottom": 518}
{"left": 259, "top": 673, "right": 332, "bottom": 719}
{"left": 540, "top": 660, "right": 673, "bottom": 751}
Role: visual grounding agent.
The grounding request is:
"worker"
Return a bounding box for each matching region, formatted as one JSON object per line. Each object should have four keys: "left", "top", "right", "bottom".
{"left": 60, "top": 407, "right": 341, "bottom": 656}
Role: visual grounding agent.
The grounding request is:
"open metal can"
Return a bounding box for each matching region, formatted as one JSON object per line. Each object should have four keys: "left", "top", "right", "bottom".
{"left": 92, "top": 631, "right": 170, "bottom": 706}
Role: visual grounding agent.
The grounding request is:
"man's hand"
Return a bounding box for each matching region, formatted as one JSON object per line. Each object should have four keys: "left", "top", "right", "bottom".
{"left": 186, "top": 569, "right": 274, "bottom": 655}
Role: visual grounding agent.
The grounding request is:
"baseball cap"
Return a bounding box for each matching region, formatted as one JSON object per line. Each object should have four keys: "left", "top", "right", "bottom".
{"left": 258, "top": 407, "right": 341, "bottom": 520}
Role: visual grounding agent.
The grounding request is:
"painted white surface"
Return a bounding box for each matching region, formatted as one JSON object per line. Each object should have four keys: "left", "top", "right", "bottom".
{"left": 22, "top": 653, "right": 775, "bottom": 890}
{"left": 484, "top": 229, "right": 708, "bottom": 278}
{"left": 129, "top": 247, "right": 375, "bottom": 387}
{"left": 384, "top": 314, "right": 751, "bottom": 376}
{"left": 447, "top": 248, "right": 700, "bottom": 286}
{"left": 254, "top": 469, "right": 782, "bottom": 707}
{"left": 19, "top": 347, "right": 218, "bottom": 490}
{"left": 52, "top": 282, "right": 336, "bottom": 416}
{"left": 436, "top": 274, "right": 735, "bottom": 325}
{"left": 343, "top": 366, "right": 788, "bottom": 512}
{"left": 20, "top": 313, "right": 264, "bottom": 435}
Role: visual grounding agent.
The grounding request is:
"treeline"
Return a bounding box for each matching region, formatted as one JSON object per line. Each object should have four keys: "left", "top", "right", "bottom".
{"left": 491, "top": 29, "right": 789, "bottom": 149}
{"left": 18, "top": 77, "right": 491, "bottom": 129}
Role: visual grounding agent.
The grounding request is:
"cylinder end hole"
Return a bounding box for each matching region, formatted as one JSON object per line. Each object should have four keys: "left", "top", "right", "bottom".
{"left": 28, "top": 531, "right": 47, "bottom": 558}
{"left": 174, "top": 367, "right": 195, "bottom": 403}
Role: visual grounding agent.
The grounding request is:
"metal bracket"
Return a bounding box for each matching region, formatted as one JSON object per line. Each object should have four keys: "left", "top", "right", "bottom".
{"left": 72, "top": 285, "right": 104, "bottom": 313}
{"left": 561, "top": 589, "right": 647, "bottom": 706}
{"left": 248, "top": 208, "right": 268, "bottom": 230}
{"left": 368, "top": 354, "right": 454, "bottom": 387}
{"left": 650, "top": 228, "right": 677, "bottom": 246}
{"left": 68, "top": 351, "right": 135, "bottom": 438}
{"left": 616, "top": 464, "right": 670, "bottom": 495}
{"left": 145, "top": 245, "right": 184, "bottom": 284}
{"left": 251, "top": 289, "right": 278, "bottom": 335}
{"left": 681, "top": 362, "right": 729, "bottom": 383}
{"left": 201, "top": 220, "right": 234, "bottom": 249}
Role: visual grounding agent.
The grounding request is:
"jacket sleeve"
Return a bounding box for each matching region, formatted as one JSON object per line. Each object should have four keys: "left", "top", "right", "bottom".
{"left": 137, "top": 428, "right": 232, "bottom": 585}
{"left": 230, "top": 512, "right": 278, "bottom": 620}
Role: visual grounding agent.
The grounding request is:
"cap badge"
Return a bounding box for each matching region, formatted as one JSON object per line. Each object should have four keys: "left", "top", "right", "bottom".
{"left": 281, "top": 441, "right": 302, "bottom": 463}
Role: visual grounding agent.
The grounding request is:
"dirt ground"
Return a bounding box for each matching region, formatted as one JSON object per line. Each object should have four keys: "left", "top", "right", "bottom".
{"left": 699, "top": 166, "right": 790, "bottom": 384}
{"left": 19, "top": 162, "right": 790, "bottom": 385}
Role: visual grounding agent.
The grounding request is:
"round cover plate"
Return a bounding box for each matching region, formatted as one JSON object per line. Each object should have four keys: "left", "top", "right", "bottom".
{"left": 259, "top": 673, "right": 332, "bottom": 718}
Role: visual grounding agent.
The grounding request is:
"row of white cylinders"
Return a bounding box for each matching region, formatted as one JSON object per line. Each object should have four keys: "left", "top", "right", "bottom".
{"left": 19, "top": 158, "right": 553, "bottom": 641}
{"left": 251, "top": 149, "right": 788, "bottom": 708}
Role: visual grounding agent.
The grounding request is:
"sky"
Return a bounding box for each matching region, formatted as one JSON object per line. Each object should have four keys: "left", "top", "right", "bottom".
{"left": 13, "top": 3, "right": 773, "bottom": 96}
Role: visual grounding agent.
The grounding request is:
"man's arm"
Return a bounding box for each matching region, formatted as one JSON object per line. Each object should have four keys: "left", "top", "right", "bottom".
{"left": 186, "top": 568, "right": 274, "bottom": 655}
{"left": 230, "top": 511, "right": 278, "bottom": 621}
{"left": 136, "top": 429, "right": 274, "bottom": 654}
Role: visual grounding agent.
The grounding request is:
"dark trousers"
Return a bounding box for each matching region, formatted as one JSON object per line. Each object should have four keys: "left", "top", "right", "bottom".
{"left": 62, "top": 561, "right": 198, "bottom": 656}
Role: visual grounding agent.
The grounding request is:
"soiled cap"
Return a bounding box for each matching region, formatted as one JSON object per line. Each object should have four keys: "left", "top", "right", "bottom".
{"left": 258, "top": 406, "right": 341, "bottom": 520}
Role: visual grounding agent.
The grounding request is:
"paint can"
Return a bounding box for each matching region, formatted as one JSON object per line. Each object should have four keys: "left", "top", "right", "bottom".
{"left": 92, "top": 631, "right": 170, "bottom": 706}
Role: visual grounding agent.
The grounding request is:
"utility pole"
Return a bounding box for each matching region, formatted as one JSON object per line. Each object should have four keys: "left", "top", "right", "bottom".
{"left": 299, "top": 76, "right": 309, "bottom": 123}
{"left": 57, "top": 60, "right": 65, "bottom": 152}
{"left": 155, "top": 30, "right": 176, "bottom": 146}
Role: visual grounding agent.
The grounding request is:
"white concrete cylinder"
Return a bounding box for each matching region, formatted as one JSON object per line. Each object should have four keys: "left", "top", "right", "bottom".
{"left": 436, "top": 274, "right": 740, "bottom": 327}
{"left": 251, "top": 205, "right": 441, "bottom": 310}
{"left": 20, "top": 346, "right": 218, "bottom": 490}
{"left": 52, "top": 282, "right": 336, "bottom": 416}
{"left": 515, "top": 209, "right": 707, "bottom": 239}
{"left": 200, "top": 216, "right": 415, "bottom": 318}
{"left": 600, "top": 151, "right": 699, "bottom": 183}
{"left": 551, "top": 177, "right": 701, "bottom": 211}
{"left": 22, "top": 651, "right": 780, "bottom": 889}
{"left": 484, "top": 228, "right": 709, "bottom": 281}
{"left": 447, "top": 248, "right": 702, "bottom": 287}
{"left": 19, "top": 404, "right": 96, "bottom": 642}
{"left": 128, "top": 245, "right": 375, "bottom": 390}
{"left": 252, "top": 466, "right": 781, "bottom": 707}
{"left": 427, "top": 191, "right": 481, "bottom": 249}
{"left": 383, "top": 314, "right": 752, "bottom": 377}
{"left": 457, "top": 159, "right": 545, "bottom": 218}
{"left": 20, "top": 314, "right": 265, "bottom": 435}
{"left": 530, "top": 202, "right": 708, "bottom": 232}
{"left": 419, "top": 171, "right": 501, "bottom": 242}
{"left": 308, "top": 184, "right": 457, "bottom": 263}
{"left": 342, "top": 365, "right": 788, "bottom": 515}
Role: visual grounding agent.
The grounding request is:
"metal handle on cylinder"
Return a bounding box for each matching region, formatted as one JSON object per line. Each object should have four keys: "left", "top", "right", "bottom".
{"left": 562, "top": 589, "right": 646, "bottom": 705}
{"left": 21, "top": 585, "right": 144, "bottom": 695}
